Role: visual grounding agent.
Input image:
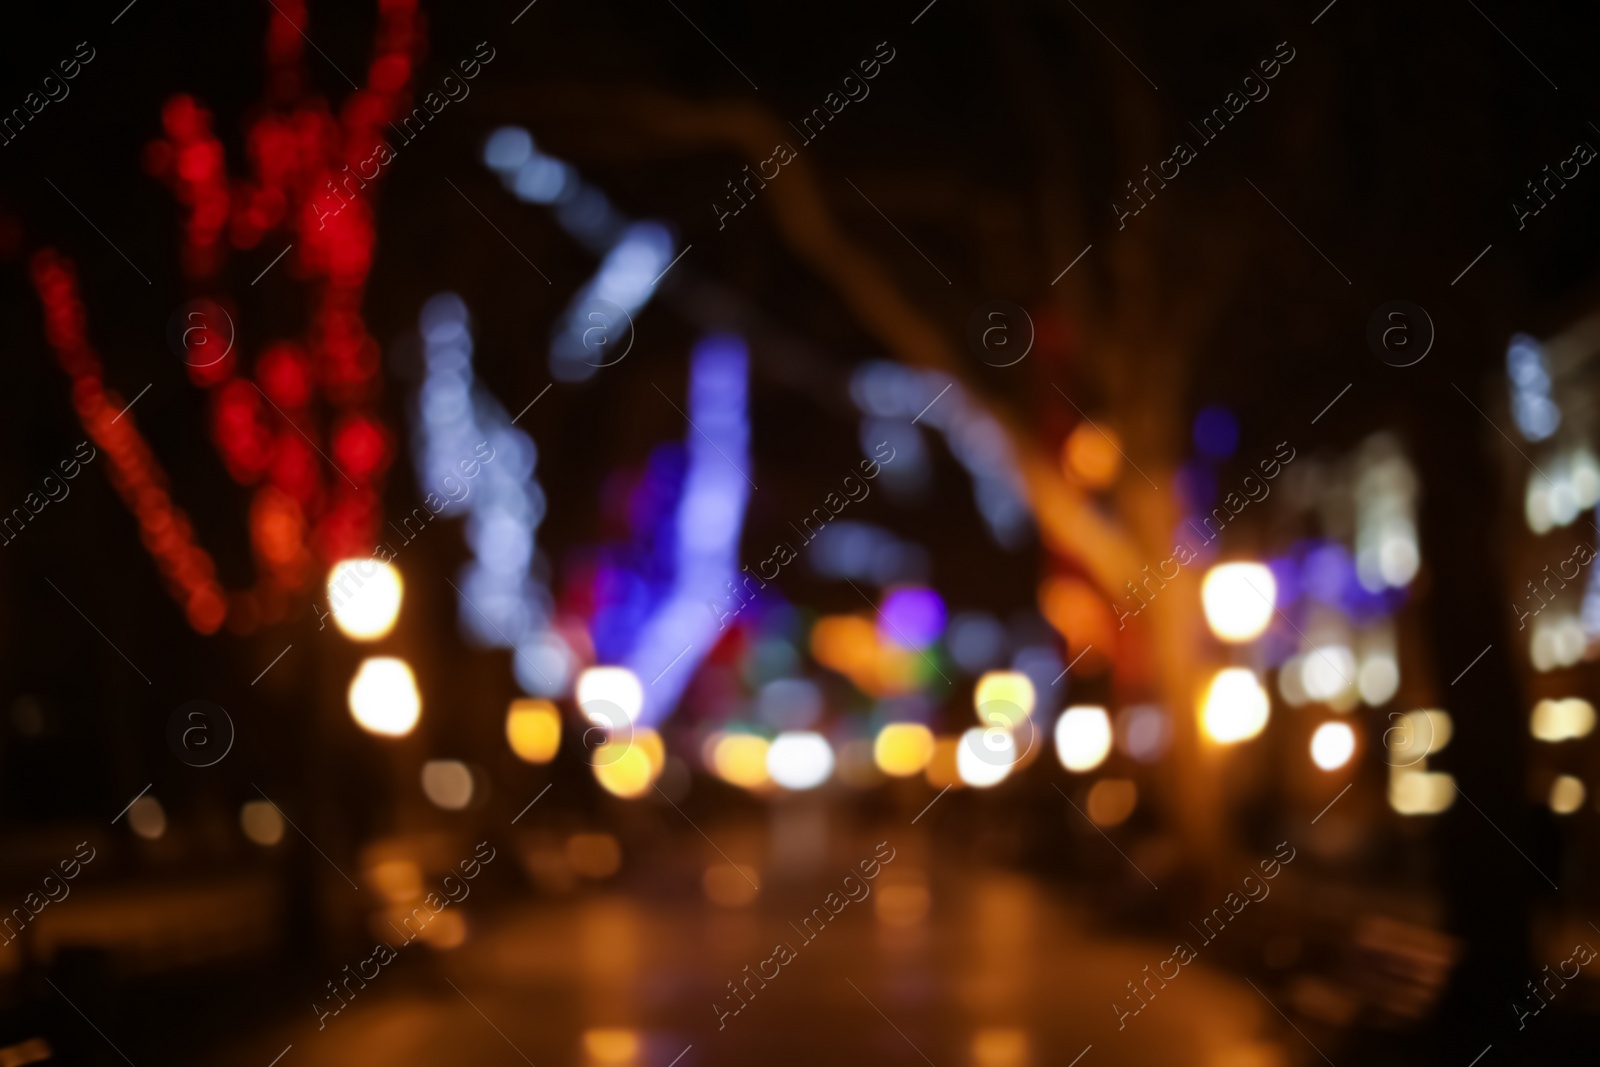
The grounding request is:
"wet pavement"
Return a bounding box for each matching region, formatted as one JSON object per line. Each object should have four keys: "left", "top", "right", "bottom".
{"left": 210, "top": 838, "right": 1296, "bottom": 1067}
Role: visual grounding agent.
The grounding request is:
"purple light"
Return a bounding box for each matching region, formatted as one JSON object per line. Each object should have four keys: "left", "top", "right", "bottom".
{"left": 1303, "top": 541, "right": 1354, "bottom": 606}
{"left": 622, "top": 334, "right": 753, "bottom": 726}
{"left": 1268, "top": 555, "right": 1302, "bottom": 609}
{"left": 1193, "top": 406, "right": 1239, "bottom": 460}
{"left": 1175, "top": 459, "right": 1216, "bottom": 512}
{"left": 878, "top": 586, "right": 946, "bottom": 649}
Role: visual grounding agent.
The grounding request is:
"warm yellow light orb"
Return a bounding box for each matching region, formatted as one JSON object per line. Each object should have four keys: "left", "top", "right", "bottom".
{"left": 1199, "top": 667, "right": 1270, "bottom": 744}
{"left": 712, "top": 733, "right": 771, "bottom": 789}
{"left": 327, "top": 559, "right": 403, "bottom": 641}
{"left": 1310, "top": 721, "right": 1355, "bottom": 770}
{"left": 1054, "top": 705, "right": 1112, "bottom": 772}
{"left": 347, "top": 656, "right": 421, "bottom": 737}
{"left": 240, "top": 800, "right": 284, "bottom": 846}
{"left": 874, "top": 722, "right": 936, "bottom": 777}
{"left": 1200, "top": 562, "right": 1277, "bottom": 643}
{"left": 1549, "top": 774, "right": 1586, "bottom": 815}
{"left": 1389, "top": 768, "right": 1456, "bottom": 814}
{"left": 583, "top": 1028, "right": 641, "bottom": 1065}
{"left": 634, "top": 727, "right": 666, "bottom": 777}
{"left": 593, "top": 742, "right": 656, "bottom": 798}
{"left": 1531, "top": 697, "right": 1596, "bottom": 742}
{"left": 1085, "top": 778, "right": 1138, "bottom": 826}
{"left": 925, "top": 736, "right": 962, "bottom": 789}
{"left": 506, "top": 698, "right": 561, "bottom": 763}
{"left": 975, "top": 670, "right": 1036, "bottom": 719}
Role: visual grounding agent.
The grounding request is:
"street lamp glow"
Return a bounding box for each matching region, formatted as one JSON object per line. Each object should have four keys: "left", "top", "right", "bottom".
{"left": 767, "top": 731, "right": 835, "bottom": 790}
{"left": 1310, "top": 721, "right": 1355, "bottom": 770}
{"left": 348, "top": 656, "right": 422, "bottom": 737}
{"left": 1054, "top": 706, "right": 1112, "bottom": 772}
{"left": 576, "top": 666, "right": 643, "bottom": 726}
{"left": 327, "top": 559, "right": 403, "bottom": 641}
{"left": 1200, "top": 562, "right": 1276, "bottom": 643}
{"left": 956, "top": 726, "right": 1014, "bottom": 787}
{"left": 1549, "top": 775, "right": 1586, "bottom": 815}
{"left": 1199, "top": 667, "right": 1269, "bottom": 744}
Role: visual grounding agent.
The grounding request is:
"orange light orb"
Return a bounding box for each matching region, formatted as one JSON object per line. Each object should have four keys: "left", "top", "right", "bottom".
{"left": 1063, "top": 422, "right": 1122, "bottom": 489}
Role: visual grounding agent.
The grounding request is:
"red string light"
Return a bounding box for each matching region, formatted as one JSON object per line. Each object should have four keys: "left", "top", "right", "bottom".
{"left": 30, "top": 251, "right": 228, "bottom": 634}
{"left": 31, "top": 0, "right": 421, "bottom": 634}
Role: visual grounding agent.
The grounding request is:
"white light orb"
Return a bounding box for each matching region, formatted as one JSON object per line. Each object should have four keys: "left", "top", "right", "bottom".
{"left": 1200, "top": 667, "right": 1270, "bottom": 744}
{"left": 766, "top": 731, "right": 835, "bottom": 790}
{"left": 576, "top": 666, "right": 644, "bottom": 727}
{"left": 1310, "top": 721, "right": 1356, "bottom": 770}
{"left": 1301, "top": 645, "right": 1356, "bottom": 702}
{"left": 348, "top": 656, "right": 422, "bottom": 737}
{"left": 1200, "top": 563, "right": 1277, "bottom": 643}
{"left": 956, "top": 726, "right": 1014, "bottom": 787}
{"left": 327, "top": 559, "right": 403, "bottom": 641}
{"left": 1054, "top": 706, "right": 1113, "bottom": 772}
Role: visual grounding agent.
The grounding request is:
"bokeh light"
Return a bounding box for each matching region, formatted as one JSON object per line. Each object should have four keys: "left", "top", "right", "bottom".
{"left": 348, "top": 656, "right": 422, "bottom": 737}
{"left": 583, "top": 1029, "right": 641, "bottom": 1065}
{"left": 1549, "top": 775, "right": 1586, "bottom": 814}
{"left": 1389, "top": 769, "right": 1456, "bottom": 815}
{"left": 956, "top": 726, "right": 1014, "bottom": 787}
{"left": 577, "top": 666, "right": 643, "bottom": 725}
{"left": 947, "top": 611, "right": 1006, "bottom": 673}
{"left": 593, "top": 738, "right": 658, "bottom": 798}
{"left": 878, "top": 585, "right": 946, "bottom": 648}
{"left": 874, "top": 722, "right": 936, "bottom": 777}
{"left": 506, "top": 698, "right": 562, "bottom": 763}
{"left": 1310, "top": 721, "right": 1356, "bottom": 770}
{"left": 1199, "top": 667, "right": 1269, "bottom": 744}
{"left": 974, "top": 670, "right": 1036, "bottom": 719}
{"left": 766, "top": 731, "right": 834, "bottom": 790}
{"left": 1192, "top": 405, "right": 1239, "bottom": 460}
{"left": 925, "top": 736, "right": 963, "bottom": 788}
{"left": 129, "top": 795, "right": 167, "bottom": 840}
{"left": 239, "top": 800, "right": 284, "bottom": 846}
{"left": 1115, "top": 704, "right": 1170, "bottom": 763}
{"left": 421, "top": 760, "right": 474, "bottom": 810}
{"left": 1063, "top": 422, "right": 1122, "bottom": 489}
{"left": 326, "top": 559, "right": 403, "bottom": 641}
{"left": 712, "top": 733, "right": 772, "bottom": 789}
{"left": 757, "top": 678, "right": 823, "bottom": 730}
{"left": 1054, "top": 706, "right": 1112, "bottom": 772}
{"left": 1200, "top": 562, "right": 1276, "bottom": 642}
{"left": 1531, "top": 697, "right": 1595, "bottom": 742}
{"left": 1085, "top": 778, "right": 1138, "bottom": 826}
